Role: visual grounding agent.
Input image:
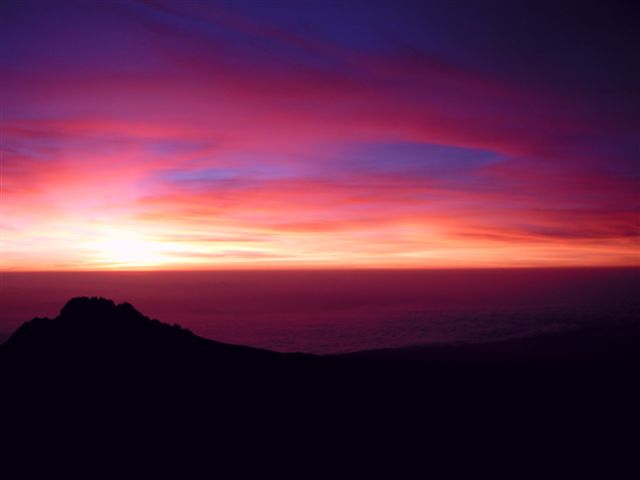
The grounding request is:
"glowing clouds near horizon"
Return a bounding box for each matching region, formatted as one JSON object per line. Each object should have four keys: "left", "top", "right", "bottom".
{"left": 1, "top": 1, "right": 638, "bottom": 270}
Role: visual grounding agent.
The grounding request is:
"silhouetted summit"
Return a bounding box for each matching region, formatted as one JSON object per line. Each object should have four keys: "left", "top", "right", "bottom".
{"left": 2, "top": 296, "right": 301, "bottom": 371}
{"left": 10, "top": 296, "right": 218, "bottom": 347}
{"left": 61, "top": 296, "right": 131, "bottom": 318}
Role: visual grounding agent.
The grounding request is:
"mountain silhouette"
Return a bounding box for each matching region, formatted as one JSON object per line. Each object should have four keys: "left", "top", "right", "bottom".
{"left": 1, "top": 297, "right": 637, "bottom": 478}
{"left": 3, "top": 296, "right": 309, "bottom": 369}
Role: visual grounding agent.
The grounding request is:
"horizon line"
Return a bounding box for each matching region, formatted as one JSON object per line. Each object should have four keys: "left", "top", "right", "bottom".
{"left": 2, "top": 265, "right": 639, "bottom": 274}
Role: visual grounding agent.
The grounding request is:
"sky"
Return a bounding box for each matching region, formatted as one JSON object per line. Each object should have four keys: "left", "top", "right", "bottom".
{"left": 1, "top": 0, "right": 638, "bottom": 270}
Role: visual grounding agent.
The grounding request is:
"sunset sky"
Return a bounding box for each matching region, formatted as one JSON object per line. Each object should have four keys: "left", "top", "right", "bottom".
{"left": 1, "top": 0, "right": 638, "bottom": 270}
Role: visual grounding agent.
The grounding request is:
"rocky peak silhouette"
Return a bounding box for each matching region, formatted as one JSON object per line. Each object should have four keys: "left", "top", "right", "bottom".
{"left": 57, "top": 296, "right": 169, "bottom": 329}
{"left": 4, "top": 296, "right": 194, "bottom": 353}
{"left": 1, "top": 296, "right": 304, "bottom": 376}
{"left": 61, "top": 296, "right": 117, "bottom": 316}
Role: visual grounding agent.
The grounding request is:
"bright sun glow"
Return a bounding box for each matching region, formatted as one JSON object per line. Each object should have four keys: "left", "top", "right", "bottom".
{"left": 87, "top": 231, "right": 170, "bottom": 268}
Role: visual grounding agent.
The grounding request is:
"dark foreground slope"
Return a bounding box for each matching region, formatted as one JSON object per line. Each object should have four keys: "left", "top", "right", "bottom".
{"left": 1, "top": 297, "right": 638, "bottom": 478}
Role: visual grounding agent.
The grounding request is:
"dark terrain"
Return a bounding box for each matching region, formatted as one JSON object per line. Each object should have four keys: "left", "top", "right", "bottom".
{"left": 1, "top": 297, "right": 638, "bottom": 478}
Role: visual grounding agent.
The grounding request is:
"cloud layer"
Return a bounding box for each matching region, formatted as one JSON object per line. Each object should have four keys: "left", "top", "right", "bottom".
{"left": 2, "top": 0, "right": 638, "bottom": 269}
